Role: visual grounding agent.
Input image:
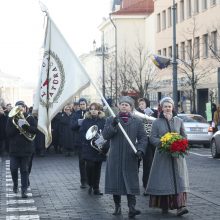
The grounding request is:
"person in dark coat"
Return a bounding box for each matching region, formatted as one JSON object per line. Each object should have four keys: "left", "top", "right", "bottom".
{"left": 0, "top": 106, "right": 7, "bottom": 155}
{"left": 80, "top": 102, "right": 108, "bottom": 195}
{"left": 71, "top": 97, "right": 88, "bottom": 188}
{"left": 146, "top": 97, "right": 189, "bottom": 216}
{"left": 137, "top": 98, "right": 157, "bottom": 195}
{"left": 6, "top": 101, "right": 37, "bottom": 198}
{"left": 102, "top": 96, "right": 148, "bottom": 218}
{"left": 4, "top": 103, "right": 13, "bottom": 153}
{"left": 59, "top": 105, "right": 74, "bottom": 156}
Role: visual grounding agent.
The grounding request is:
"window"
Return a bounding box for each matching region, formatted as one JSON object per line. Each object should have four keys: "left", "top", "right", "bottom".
{"left": 194, "top": 0, "right": 199, "bottom": 13}
{"left": 181, "top": 42, "right": 186, "bottom": 60}
{"left": 187, "top": 0, "right": 192, "bottom": 18}
{"left": 163, "top": 48, "right": 167, "bottom": 56}
{"left": 168, "top": 7, "right": 172, "bottom": 27}
{"left": 180, "top": 0, "right": 185, "bottom": 21}
{"left": 157, "top": 13, "right": 161, "bottom": 32}
{"left": 202, "top": 0, "right": 207, "bottom": 10}
{"left": 168, "top": 46, "right": 172, "bottom": 57}
{"left": 187, "top": 39, "right": 192, "bottom": 59}
{"left": 203, "top": 34, "right": 208, "bottom": 58}
{"left": 211, "top": 31, "right": 218, "bottom": 55}
{"left": 162, "top": 10, "right": 166, "bottom": 30}
{"left": 194, "top": 37, "right": 200, "bottom": 59}
{"left": 158, "top": 50, "right": 161, "bottom": 55}
{"left": 176, "top": 44, "right": 179, "bottom": 58}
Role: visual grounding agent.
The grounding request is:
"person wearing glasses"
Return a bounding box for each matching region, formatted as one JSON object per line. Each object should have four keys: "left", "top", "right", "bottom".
{"left": 71, "top": 98, "right": 88, "bottom": 188}
{"left": 79, "top": 102, "right": 108, "bottom": 195}
{"left": 59, "top": 105, "right": 74, "bottom": 157}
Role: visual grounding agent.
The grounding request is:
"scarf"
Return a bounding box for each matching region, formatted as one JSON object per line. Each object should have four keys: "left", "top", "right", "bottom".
{"left": 119, "top": 112, "right": 131, "bottom": 123}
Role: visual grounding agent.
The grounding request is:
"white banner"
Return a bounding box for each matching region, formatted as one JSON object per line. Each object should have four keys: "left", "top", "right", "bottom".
{"left": 33, "top": 15, "right": 90, "bottom": 147}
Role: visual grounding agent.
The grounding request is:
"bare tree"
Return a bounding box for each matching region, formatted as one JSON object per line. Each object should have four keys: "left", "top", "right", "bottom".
{"left": 178, "top": 17, "right": 212, "bottom": 113}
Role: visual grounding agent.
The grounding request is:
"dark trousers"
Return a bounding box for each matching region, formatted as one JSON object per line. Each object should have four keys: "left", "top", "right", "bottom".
{"left": 86, "top": 160, "right": 102, "bottom": 190}
{"left": 78, "top": 148, "right": 87, "bottom": 184}
{"left": 142, "top": 142, "right": 155, "bottom": 188}
{"left": 113, "top": 194, "right": 136, "bottom": 208}
{"left": 10, "top": 156, "right": 30, "bottom": 192}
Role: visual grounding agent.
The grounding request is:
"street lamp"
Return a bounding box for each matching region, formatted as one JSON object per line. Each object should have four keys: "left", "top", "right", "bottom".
{"left": 172, "top": 0, "right": 178, "bottom": 111}
{"left": 93, "top": 33, "right": 108, "bottom": 98}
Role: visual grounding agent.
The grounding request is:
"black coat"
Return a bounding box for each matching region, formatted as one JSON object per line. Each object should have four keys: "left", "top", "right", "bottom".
{"left": 0, "top": 114, "right": 7, "bottom": 140}
{"left": 71, "top": 109, "right": 88, "bottom": 146}
{"left": 59, "top": 112, "right": 74, "bottom": 150}
{"left": 6, "top": 113, "right": 37, "bottom": 157}
{"left": 79, "top": 111, "right": 107, "bottom": 162}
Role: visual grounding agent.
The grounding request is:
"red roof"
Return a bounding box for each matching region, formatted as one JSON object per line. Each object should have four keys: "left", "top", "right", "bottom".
{"left": 112, "top": 0, "right": 154, "bottom": 15}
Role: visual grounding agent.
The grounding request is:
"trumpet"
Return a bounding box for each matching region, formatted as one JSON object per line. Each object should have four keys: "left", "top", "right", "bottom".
{"left": 85, "top": 125, "right": 107, "bottom": 153}
{"left": 8, "top": 106, "right": 36, "bottom": 141}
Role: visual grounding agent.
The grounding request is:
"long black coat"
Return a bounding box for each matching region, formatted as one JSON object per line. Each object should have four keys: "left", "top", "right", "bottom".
{"left": 79, "top": 111, "right": 107, "bottom": 162}
{"left": 6, "top": 113, "right": 37, "bottom": 157}
{"left": 59, "top": 112, "right": 74, "bottom": 150}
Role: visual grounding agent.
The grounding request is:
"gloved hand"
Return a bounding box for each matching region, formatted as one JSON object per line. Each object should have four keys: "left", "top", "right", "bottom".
{"left": 18, "top": 119, "right": 27, "bottom": 128}
{"left": 136, "top": 150, "right": 144, "bottom": 160}
{"left": 112, "top": 117, "right": 119, "bottom": 127}
{"left": 21, "top": 124, "right": 29, "bottom": 130}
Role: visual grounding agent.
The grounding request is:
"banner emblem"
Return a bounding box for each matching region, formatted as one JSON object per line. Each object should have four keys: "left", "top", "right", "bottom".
{"left": 40, "top": 50, "right": 65, "bottom": 108}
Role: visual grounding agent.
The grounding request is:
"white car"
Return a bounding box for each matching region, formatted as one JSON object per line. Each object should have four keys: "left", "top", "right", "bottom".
{"left": 177, "top": 114, "right": 213, "bottom": 148}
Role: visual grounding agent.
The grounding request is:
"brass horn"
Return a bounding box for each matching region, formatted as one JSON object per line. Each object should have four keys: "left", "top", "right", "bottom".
{"left": 9, "top": 106, "right": 36, "bottom": 141}
{"left": 85, "top": 125, "right": 107, "bottom": 153}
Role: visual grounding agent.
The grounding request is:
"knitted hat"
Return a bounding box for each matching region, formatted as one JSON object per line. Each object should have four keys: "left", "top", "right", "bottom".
{"left": 119, "top": 96, "right": 134, "bottom": 107}
{"left": 15, "top": 100, "right": 25, "bottom": 107}
{"left": 160, "top": 97, "right": 174, "bottom": 107}
{"left": 78, "top": 98, "right": 87, "bottom": 105}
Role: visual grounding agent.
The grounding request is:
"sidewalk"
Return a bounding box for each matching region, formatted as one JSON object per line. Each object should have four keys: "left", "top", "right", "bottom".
{"left": 1, "top": 153, "right": 220, "bottom": 220}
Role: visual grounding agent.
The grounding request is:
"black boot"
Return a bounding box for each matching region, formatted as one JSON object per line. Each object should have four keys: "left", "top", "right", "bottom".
{"left": 112, "top": 195, "right": 121, "bottom": 216}
{"left": 21, "top": 189, "right": 28, "bottom": 198}
{"left": 113, "top": 204, "right": 121, "bottom": 216}
{"left": 127, "top": 195, "right": 141, "bottom": 218}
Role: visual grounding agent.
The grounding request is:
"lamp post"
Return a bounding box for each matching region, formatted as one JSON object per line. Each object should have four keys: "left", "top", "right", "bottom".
{"left": 172, "top": 0, "right": 178, "bottom": 112}
{"left": 109, "top": 14, "right": 118, "bottom": 105}
{"left": 93, "top": 33, "right": 108, "bottom": 98}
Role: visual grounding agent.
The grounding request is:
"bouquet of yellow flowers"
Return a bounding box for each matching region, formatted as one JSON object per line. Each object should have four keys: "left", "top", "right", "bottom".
{"left": 160, "top": 132, "right": 189, "bottom": 158}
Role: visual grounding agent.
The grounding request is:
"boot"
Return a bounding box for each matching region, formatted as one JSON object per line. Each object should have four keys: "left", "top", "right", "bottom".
{"left": 112, "top": 204, "right": 121, "bottom": 216}
{"left": 112, "top": 195, "right": 121, "bottom": 216}
{"left": 127, "top": 195, "right": 141, "bottom": 218}
{"left": 21, "top": 189, "right": 28, "bottom": 199}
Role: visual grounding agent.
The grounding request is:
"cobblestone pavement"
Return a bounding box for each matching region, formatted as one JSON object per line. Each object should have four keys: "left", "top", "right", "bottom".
{"left": 1, "top": 147, "right": 220, "bottom": 220}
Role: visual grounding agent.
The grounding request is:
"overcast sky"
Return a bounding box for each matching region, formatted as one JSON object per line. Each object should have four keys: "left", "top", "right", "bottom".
{"left": 0, "top": 0, "right": 110, "bottom": 86}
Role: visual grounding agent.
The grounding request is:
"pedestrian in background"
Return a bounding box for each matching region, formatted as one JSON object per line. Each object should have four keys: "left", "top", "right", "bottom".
{"left": 59, "top": 105, "right": 74, "bottom": 156}
{"left": 213, "top": 104, "right": 220, "bottom": 131}
{"left": 6, "top": 101, "right": 37, "bottom": 198}
{"left": 71, "top": 97, "right": 88, "bottom": 188}
{"left": 0, "top": 106, "right": 7, "bottom": 155}
{"left": 137, "top": 98, "right": 157, "bottom": 195}
{"left": 80, "top": 102, "right": 108, "bottom": 195}
{"left": 102, "top": 96, "right": 148, "bottom": 218}
{"left": 146, "top": 97, "right": 189, "bottom": 216}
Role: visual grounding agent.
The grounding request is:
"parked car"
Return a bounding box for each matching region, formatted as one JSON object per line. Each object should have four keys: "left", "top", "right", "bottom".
{"left": 210, "top": 130, "right": 220, "bottom": 158}
{"left": 177, "top": 114, "right": 213, "bottom": 148}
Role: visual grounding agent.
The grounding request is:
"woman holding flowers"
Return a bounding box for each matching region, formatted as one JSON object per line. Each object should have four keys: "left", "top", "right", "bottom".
{"left": 146, "top": 97, "right": 190, "bottom": 216}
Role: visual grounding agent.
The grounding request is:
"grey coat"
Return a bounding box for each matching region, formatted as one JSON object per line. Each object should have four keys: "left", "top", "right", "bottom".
{"left": 146, "top": 116, "right": 190, "bottom": 195}
{"left": 102, "top": 115, "right": 148, "bottom": 195}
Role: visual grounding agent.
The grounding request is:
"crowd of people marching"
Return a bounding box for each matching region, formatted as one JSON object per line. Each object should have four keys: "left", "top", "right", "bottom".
{"left": 0, "top": 96, "right": 190, "bottom": 218}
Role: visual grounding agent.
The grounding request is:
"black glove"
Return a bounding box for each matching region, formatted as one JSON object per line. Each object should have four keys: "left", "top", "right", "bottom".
{"left": 112, "top": 117, "right": 119, "bottom": 127}
{"left": 136, "top": 150, "right": 144, "bottom": 160}
{"left": 21, "top": 124, "right": 29, "bottom": 130}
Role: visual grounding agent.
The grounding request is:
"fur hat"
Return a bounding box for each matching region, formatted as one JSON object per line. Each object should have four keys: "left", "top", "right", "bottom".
{"left": 160, "top": 97, "right": 174, "bottom": 107}
{"left": 119, "top": 96, "right": 134, "bottom": 107}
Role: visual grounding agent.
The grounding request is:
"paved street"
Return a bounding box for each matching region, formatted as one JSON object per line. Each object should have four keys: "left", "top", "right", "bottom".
{"left": 1, "top": 147, "right": 220, "bottom": 220}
